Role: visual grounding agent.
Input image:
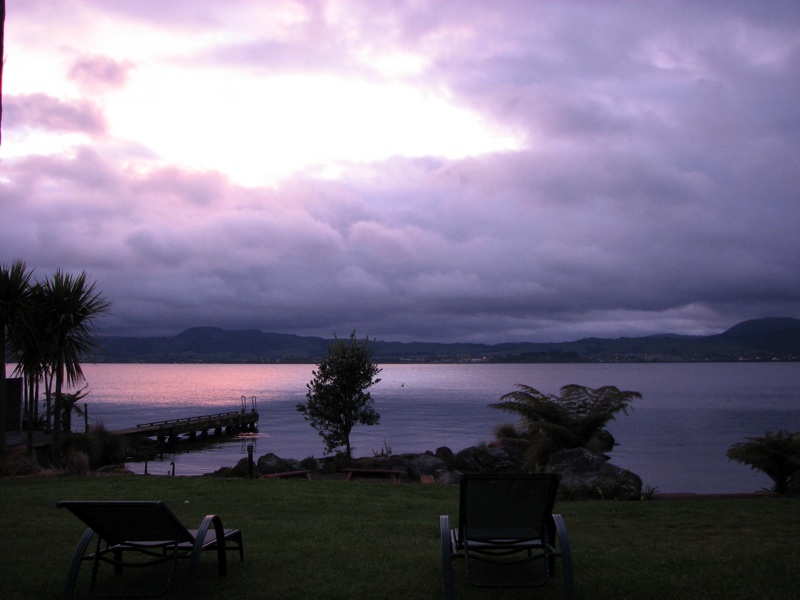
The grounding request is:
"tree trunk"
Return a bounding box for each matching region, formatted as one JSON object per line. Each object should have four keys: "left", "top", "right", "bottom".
{"left": 26, "top": 376, "right": 34, "bottom": 457}
{"left": 44, "top": 374, "right": 52, "bottom": 433}
{"left": 52, "top": 360, "right": 63, "bottom": 461}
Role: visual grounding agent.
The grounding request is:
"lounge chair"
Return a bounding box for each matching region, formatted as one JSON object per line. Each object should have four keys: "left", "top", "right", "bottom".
{"left": 57, "top": 500, "right": 244, "bottom": 599}
{"left": 439, "top": 473, "right": 574, "bottom": 599}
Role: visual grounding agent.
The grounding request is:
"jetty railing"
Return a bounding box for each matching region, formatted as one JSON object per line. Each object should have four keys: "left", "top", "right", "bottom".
{"left": 113, "top": 400, "right": 259, "bottom": 442}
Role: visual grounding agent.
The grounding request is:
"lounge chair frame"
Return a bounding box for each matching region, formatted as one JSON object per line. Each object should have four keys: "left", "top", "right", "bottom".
{"left": 57, "top": 500, "right": 244, "bottom": 599}
{"left": 440, "top": 473, "right": 574, "bottom": 599}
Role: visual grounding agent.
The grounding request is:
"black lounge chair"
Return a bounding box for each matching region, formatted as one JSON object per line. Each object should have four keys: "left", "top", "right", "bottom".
{"left": 439, "top": 473, "right": 574, "bottom": 599}
{"left": 57, "top": 500, "right": 244, "bottom": 599}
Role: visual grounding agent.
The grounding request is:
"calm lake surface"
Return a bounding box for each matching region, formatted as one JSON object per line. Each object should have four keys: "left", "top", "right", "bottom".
{"left": 75, "top": 362, "right": 800, "bottom": 493}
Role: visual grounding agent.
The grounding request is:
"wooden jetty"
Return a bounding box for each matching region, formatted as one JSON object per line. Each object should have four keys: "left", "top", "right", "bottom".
{"left": 8, "top": 397, "right": 260, "bottom": 449}
{"left": 114, "top": 409, "right": 259, "bottom": 443}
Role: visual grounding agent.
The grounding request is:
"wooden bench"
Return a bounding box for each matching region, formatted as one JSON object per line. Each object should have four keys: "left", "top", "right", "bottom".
{"left": 344, "top": 468, "right": 405, "bottom": 483}
{"left": 262, "top": 470, "right": 313, "bottom": 480}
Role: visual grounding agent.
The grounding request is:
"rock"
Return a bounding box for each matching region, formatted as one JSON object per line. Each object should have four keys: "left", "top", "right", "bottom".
{"left": 94, "top": 464, "right": 133, "bottom": 475}
{"left": 233, "top": 457, "right": 256, "bottom": 477}
{"left": 214, "top": 444, "right": 646, "bottom": 492}
{"left": 435, "top": 446, "right": 455, "bottom": 466}
{"left": 454, "top": 445, "right": 515, "bottom": 473}
{"left": 585, "top": 429, "right": 616, "bottom": 455}
{"left": 351, "top": 455, "right": 411, "bottom": 474}
{"left": 546, "top": 448, "right": 642, "bottom": 499}
{"left": 207, "top": 466, "right": 236, "bottom": 477}
{"left": 283, "top": 458, "right": 303, "bottom": 471}
{"left": 410, "top": 454, "right": 448, "bottom": 478}
{"left": 488, "top": 438, "right": 527, "bottom": 465}
{"left": 256, "top": 452, "right": 293, "bottom": 474}
{"left": 436, "top": 470, "right": 462, "bottom": 485}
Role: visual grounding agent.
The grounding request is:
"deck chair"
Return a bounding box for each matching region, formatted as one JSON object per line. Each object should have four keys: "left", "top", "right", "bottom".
{"left": 439, "top": 474, "right": 574, "bottom": 600}
{"left": 57, "top": 500, "right": 244, "bottom": 599}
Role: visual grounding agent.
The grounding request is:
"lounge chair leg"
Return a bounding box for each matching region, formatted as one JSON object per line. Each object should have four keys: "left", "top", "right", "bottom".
{"left": 440, "top": 515, "right": 455, "bottom": 600}
{"left": 63, "top": 528, "right": 95, "bottom": 600}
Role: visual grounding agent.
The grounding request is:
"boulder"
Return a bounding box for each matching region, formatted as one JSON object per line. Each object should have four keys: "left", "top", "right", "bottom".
{"left": 256, "top": 452, "right": 293, "bottom": 474}
{"left": 488, "top": 438, "right": 527, "bottom": 466}
{"left": 546, "top": 448, "right": 642, "bottom": 499}
{"left": 435, "top": 446, "right": 455, "bottom": 466}
{"left": 351, "top": 455, "right": 411, "bottom": 474}
{"left": 585, "top": 429, "right": 616, "bottom": 455}
{"left": 410, "top": 454, "right": 448, "bottom": 478}
{"left": 435, "top": 470, "right": 462, "bottom": 485}
{"left": 229, "top": 457, "right": 253, "bottom": 478}
{"left": 454, "top": 445, "right": 515, "bottom": 473}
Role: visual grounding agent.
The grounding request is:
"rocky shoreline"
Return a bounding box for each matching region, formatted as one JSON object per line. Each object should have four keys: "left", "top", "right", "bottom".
{"left": 210, "top": 439, "right": 647, "bottom": 500}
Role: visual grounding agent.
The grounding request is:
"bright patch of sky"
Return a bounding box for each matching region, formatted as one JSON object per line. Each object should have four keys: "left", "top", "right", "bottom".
{"left": 2, "top": 1, "right": 798, "bottom": 343}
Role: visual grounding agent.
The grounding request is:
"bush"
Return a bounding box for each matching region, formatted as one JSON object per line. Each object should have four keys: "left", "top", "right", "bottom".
{"left": 61, "top": 425, "right": 127, "bottom": 470}
{"left": 727, "top": 430, "right": 800, "bottom": 494}
{"left": 0, "top": 446, "right": 41, "bottom": 476}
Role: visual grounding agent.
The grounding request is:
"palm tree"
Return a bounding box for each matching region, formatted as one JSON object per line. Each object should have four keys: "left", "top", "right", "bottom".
{"left": 489, "top": 384, "right": 642, "bottom": 469}
{"left": 35, "top": 270, "right": 110, "bottom": 458}
{"left": 0, "top": 260, "right": 34, "bottom": 457}
{"left": 10, "top": 304, "right": 52, "bottom": 455}
{"left": 727, "top": 430, "right": 800, "bottom": 494}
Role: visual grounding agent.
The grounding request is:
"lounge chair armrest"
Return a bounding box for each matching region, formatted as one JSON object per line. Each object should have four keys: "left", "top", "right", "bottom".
{"left": 551, "top": 514, "right": 575, "bottom": 600}
{"left": 196, "top": 515, "right": 228, "bottom": 571}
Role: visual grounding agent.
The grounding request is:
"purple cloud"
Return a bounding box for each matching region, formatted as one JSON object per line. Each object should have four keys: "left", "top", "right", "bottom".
{"left": 4, "top": 94, "right": 107, "bottom": 134}
{"left": 1, "top": 1, "right": 798, "bottom": 343}
{"left": 68, "top": 55, "right": 133, "bottom": 91}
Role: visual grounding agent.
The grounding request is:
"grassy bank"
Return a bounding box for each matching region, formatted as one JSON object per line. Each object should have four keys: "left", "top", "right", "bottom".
{"left": 0, "top": 475, "right": 797, "bottom": 599}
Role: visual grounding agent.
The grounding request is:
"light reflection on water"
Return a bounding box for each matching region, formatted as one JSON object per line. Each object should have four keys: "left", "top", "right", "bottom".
{"left": 75, "top": 362, "right": 800, "bottom": 493}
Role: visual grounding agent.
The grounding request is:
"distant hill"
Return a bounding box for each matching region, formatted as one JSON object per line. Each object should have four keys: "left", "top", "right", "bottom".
{"left": 94, "top": 317, "right": 800, "bottom": 364}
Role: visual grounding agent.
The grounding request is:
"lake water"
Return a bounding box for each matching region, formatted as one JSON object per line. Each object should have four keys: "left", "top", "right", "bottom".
{"left": 73, "top": 362, "right": 800, "bottom": 493}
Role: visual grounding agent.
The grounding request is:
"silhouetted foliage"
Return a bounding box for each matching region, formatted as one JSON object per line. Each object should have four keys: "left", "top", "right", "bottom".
{"left": 34, "top": 270, "right": 110, "bottom": 459}
{"left": 489, "top": 384, "right": 642, "bottom": 469}
{"left": 61, "top": 424, "right": 127, "bottom": 470}
{"left": 0, "top": 259, "right": 34, "bottom": 456}
{"left": 727, "top": 430, "right": 800, "bottom": 494}
{"left": 297, "top": 332, "right": 381, "bottom": 459}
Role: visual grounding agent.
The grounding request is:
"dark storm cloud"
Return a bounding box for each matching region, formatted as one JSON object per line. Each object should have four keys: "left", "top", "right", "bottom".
{"left": 1, "top": 1, "right": 798, "bottom": 343}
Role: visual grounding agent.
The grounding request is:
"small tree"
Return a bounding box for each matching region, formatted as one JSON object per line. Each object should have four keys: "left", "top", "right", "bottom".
{"left": 489, "top": 384, "right": 642, "bottom": 469}
{"left": 297, "top": 331, "right": 382, "bottom": 459}
{"left": 0, "top": 260, "right": 34, "bottom": 457}
{"left": 727, "top": 430, "right": 800, "bottom": 494}
{"left": 35, "top": 270, "right": 110, "bottom": 458}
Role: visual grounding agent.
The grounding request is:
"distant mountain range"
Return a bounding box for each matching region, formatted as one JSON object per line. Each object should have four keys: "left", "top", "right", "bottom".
{"left": 94, "top": 317, "right": 800, "bottom": 363}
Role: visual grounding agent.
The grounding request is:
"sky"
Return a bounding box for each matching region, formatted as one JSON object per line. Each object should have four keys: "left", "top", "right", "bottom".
{"left": 1, "top": 0, "right": 799, "bottom": 344}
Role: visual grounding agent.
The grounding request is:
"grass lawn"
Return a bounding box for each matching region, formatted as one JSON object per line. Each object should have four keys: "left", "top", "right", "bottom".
{"left": 0, "top": 475, "right": 797, "bottom": 599}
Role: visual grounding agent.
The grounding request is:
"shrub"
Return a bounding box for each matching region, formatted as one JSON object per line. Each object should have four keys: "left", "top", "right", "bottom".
{"left": 61, "top": 425, "right": 127, "bottom": 470}
{"left": 489, "top": 384, "right": 641, "bottom": 469}
{"left": 727, "top": 430, "right": 800, "bottom": 494}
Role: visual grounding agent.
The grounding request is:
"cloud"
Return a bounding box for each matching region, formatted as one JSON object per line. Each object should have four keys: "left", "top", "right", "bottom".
{"left": 4, "top": 94, "right": 107, "bottom": 134}
{"left": 1, "top": 1, "right": 799, "bottom": 343}
{"left": 68, "top": 55, "right": 134, "bottom": 92}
